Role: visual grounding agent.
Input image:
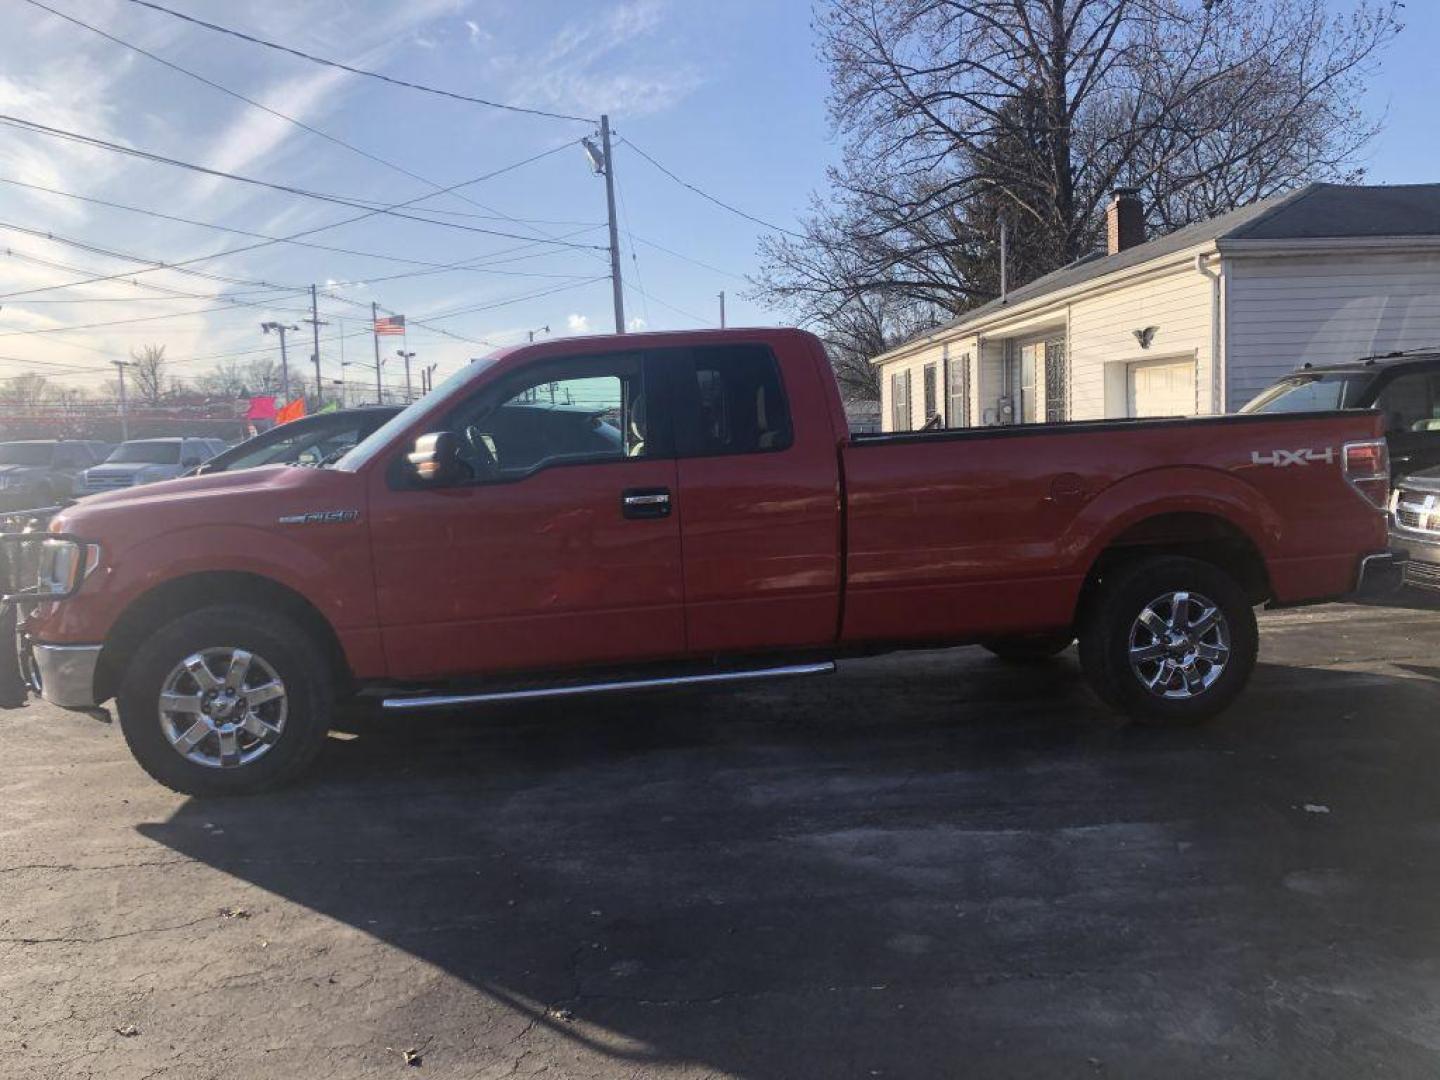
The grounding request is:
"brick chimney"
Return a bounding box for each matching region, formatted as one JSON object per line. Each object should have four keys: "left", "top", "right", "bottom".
{"left": 1106, "top": 188, "right": 1145, "bottom": 255}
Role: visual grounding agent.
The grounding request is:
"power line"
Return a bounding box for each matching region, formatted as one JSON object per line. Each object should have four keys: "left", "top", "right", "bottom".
{"left": 22, "top": 0, "right": 607, "bottom": 253}
{"left": 0, "top": 175, "right": 605, "bottom": 283}
{"left": 2, "top": 246, "right": 296, "bottom": 305}
{"left": 618, "top": 135, "right": 806, "bottom": 239}
{"left": 631, "top": 234, "right": 748, "bottom": 281}
{"left": 0, "top": 137, "right": 590, "bottom": 302}
{"left": 0, "top": 220, "right": 308, "bottom": 294}
{"left": 413, "top": 277, "right": 608, "bottom": 322}
{"left": 0, "top": 115, "right": 601, "bottom": 249}
{"left": 120, "top": 0, "right": 596, "bottom": 124}
{"left": 0, "top": 299, "right": 302, "bottom": 338}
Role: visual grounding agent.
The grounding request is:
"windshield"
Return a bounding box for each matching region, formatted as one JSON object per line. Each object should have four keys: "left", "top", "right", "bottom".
{"left": 334, "top": 360, "right": 496, "bottom": 472}
{"left": 1240, "top": 372, "right": 1373, "bottom": 413}
{"left": 106, "top": 441, "right": 181, "bottom": 465}
{"left": 0, "top": 443, "right": 54, "bottom": 466}
{"left": 219, "top": 417, "right": 386, "bottom": 471}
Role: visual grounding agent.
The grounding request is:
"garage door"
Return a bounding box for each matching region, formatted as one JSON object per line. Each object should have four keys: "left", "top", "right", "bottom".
{"left": 1127, "top": 358, "right": 1195, "bottom": 417}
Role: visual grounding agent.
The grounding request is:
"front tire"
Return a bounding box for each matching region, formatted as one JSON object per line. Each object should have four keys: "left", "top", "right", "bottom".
{"left": 117, "top": 605, "right": 333, "bottom": 795}
{"left": 1078, "top": 556, "right": 1258, "bottom": 724}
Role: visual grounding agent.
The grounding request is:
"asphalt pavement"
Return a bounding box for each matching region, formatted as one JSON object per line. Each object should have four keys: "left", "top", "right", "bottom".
{"left": 4, "top": 596, "right": 1440, "bottom": 1079}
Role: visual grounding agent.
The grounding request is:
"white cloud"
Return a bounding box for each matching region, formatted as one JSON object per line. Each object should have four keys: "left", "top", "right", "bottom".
{"left": 627, "top": 317, "right": 647, "bottom": 331}
{"left": 566, "top": 313, "right": 591, "bottom": 334}
{"left": 502, "top": 0, "right": 703, "bottom": 119}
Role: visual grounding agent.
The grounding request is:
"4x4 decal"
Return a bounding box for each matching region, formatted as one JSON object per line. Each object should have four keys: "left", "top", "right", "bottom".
{"left": 1250, "top": 447, "right": 1335, "bottom": 467}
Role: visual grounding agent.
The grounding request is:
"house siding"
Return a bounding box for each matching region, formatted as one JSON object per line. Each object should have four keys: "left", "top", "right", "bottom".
{"left": 1066, "top": 262, "right": 1216, "bottom": 418}
{"left": 877, "top": 336, "right": 982, "bottom": 432}
{"left": 1225, "top": 251, "right": 1440, "bottom": 409}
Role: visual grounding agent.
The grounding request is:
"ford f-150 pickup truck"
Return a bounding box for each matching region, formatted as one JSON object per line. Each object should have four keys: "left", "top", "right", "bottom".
{"left": 6, "top": 329, "right": 1399, "bottom": 795}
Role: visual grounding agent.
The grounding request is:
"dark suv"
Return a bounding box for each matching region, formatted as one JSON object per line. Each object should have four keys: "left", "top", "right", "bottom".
{"left": 1241, "top": 349, "right": 1440, "bottom": 477}
{"left": 0, "top": 440, "right": 108, "bottom": 511}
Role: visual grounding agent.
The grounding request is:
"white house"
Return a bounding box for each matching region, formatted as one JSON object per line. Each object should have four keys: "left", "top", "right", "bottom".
{"left": 870, "top": 183, "right": 1440, "bottom": 431}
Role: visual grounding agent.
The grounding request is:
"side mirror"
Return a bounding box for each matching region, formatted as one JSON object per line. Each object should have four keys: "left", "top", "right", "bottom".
{"left": 407, "top": 431, "right": 465, "bottom": 486}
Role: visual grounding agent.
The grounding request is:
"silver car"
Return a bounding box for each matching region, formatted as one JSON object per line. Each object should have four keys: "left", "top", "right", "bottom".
{"left": 80, "top": 437, "right": 219, "bottom": 494}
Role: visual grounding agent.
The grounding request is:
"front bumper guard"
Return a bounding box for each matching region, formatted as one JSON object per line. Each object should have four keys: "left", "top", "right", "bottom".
{"left": 0, "top": 508, "right": 100, "bottom": 710}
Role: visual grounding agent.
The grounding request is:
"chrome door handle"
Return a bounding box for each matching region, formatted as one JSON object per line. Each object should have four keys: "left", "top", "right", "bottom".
{"left": 622, "top": 487, "right": 671, "bottom": 519}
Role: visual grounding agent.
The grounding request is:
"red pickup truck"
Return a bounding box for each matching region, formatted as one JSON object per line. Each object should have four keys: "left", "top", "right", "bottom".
{"left": 9, "top": 328, "right": 1398, "bottom": 795}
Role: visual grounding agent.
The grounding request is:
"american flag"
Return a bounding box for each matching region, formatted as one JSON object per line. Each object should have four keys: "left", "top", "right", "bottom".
{"left": 374, "top": 314, "right": 406, "bottom": 336}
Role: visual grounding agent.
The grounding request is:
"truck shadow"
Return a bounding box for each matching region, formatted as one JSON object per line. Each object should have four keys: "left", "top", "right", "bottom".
{"left": 136, "top": 650, "right": 1440, "bottom": 1078}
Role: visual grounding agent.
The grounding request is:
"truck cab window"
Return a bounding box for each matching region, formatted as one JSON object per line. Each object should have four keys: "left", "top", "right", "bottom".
{"left": 446, "top": 361, "right": 643, "bottom": 480}
{"left": 684, "top": 345, "right": 792, "bottom": 456}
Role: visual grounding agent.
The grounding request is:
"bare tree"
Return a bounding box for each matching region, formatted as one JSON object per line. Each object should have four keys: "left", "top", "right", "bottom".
{"left": 0, "top": 372, "right": 55, "bottom": 407}
{"left": 194, "top": 360, "right": 250, "bottom": 399}
{"left": 244, "top": 358, "right": 306, "bottom": 401}
{"left": 757, "top": 0, "right": 1401, "bottom": 339}
{"left": 128, "top": 344, "right": 169, "bottom": 405}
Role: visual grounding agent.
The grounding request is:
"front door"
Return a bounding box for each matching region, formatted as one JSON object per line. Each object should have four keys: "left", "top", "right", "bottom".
{"left": 367, "top": 351, "right": 686, "bottom": 681}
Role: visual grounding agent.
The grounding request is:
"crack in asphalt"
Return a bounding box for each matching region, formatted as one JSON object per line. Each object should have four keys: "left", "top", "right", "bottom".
{"left": 0, "top": 914, "right": 219, "bottom": 946}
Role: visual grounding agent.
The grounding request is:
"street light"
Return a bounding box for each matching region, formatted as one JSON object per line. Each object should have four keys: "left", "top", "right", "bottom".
{"left": 395, "top": 349, "right": 416, "bottom": 402}
{"left": 260, "top": 321, "right": 300, "bottom": 401}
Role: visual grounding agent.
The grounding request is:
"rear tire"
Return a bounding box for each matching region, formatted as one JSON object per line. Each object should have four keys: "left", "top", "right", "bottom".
{"left": 1078, "top": 555, "right": 1257, "bottom": 724}
{"left": 980, "top": 634, "right": 1074, "bottom": 663}
{"left": 117, "top": 605, "right": 333, "bottom": 796}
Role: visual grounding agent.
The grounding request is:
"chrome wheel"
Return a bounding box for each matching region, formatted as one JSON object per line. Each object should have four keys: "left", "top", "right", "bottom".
{"left": 1127, "top": 590, "right": 1230, "bottom": 699}
{"left": 157, "top": 648, "right": 287, "bottom": 769}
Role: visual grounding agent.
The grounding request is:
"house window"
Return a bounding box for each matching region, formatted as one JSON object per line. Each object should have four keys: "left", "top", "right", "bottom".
{"left": 922, "top": 363, "right": 938, "bottom": 423}
{"left": 945, "top": 352, "right": 970, "bottom": 427}
{"left": 890, "top": 370, "right": 912, "bottom": 432}
{"left": 1044, "top": 340, "right": 1068, "bottom": 423}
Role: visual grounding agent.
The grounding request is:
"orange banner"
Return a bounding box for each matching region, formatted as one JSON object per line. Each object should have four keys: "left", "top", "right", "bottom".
{"left": 275, "top": 397, "right": 306, "bottom": 424}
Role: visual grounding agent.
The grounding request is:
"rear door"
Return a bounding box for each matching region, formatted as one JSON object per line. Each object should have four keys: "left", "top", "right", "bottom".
{"left": 366, "top": 350, "right": 687, "bottom": 680}
{"left": 668, "top": 342, "right": 842, "bottom": 654}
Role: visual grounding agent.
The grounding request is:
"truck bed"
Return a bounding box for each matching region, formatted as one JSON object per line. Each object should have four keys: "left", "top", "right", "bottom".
{"left": 840, "top": 409, "right": 1389, "bottom": 645}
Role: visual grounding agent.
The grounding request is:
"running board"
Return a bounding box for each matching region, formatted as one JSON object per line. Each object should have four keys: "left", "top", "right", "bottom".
{"left": 380, "top": 661, "right": 836, "bottom": 712}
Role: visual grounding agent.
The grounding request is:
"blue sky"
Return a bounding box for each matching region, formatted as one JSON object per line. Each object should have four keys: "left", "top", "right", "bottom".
{"left": 0, "top": 0, "right": 1431, "bottom": 397}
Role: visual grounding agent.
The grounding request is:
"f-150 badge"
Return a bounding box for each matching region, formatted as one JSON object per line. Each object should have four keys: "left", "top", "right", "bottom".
{"left": 277, "top": 509, "right": 360, "bottom": 525}
{"left": 1250, "top": 447, "right": 1335, "bottom": 467}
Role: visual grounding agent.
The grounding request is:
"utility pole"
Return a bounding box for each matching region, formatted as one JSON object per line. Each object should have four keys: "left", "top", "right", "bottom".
{"left": 583, "top": 116, "right": 625, "bottom": 333}
{"left": 111, "top": 359, "right": 129, "bottom": 441}
{"left": 370, "top": 301, "right": 383, "bottom": 404}
{"left": 397, "top": 349, "right": 416, "bottom": 402}
{"left": 527, "top": 324, "right": 550, "bottom": 343}
{"left": 718, "top": 291, "right": 726, "bottom": 328}
{"left": 260, "top": 322, "right": 298, "bottom": 401}
{"left": 423, "top": 363, "right": 437, "bottom": 394}
{"left": 305, "top": 285, "right": 328, "bottom": 408}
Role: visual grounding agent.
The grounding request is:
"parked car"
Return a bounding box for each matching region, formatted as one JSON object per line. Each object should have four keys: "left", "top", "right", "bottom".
{"left": 1240, "top": 349, "right": 1440, "bottom": 477}
{"left": 1388, "top": 467, "right": 1440, "bottom": 592}
{"left": 0, "top": 439, "right": 107, "bottom": 510}
{"left": 191, "top": 407, "right": 401, "bottom": 476}
{"left": 80, "top": 437, "right": 219, "bottom": 494}
{"left": 12, "top": 328, "right": 1397, "bottom": 795}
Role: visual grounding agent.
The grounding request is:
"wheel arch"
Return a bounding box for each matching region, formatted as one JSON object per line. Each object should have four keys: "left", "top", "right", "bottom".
{"left": 96, "top": 570, "right": 353, "bottom": 703}
{"left": 1074, "top": 510, "right": 1273, "bottom": 627}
